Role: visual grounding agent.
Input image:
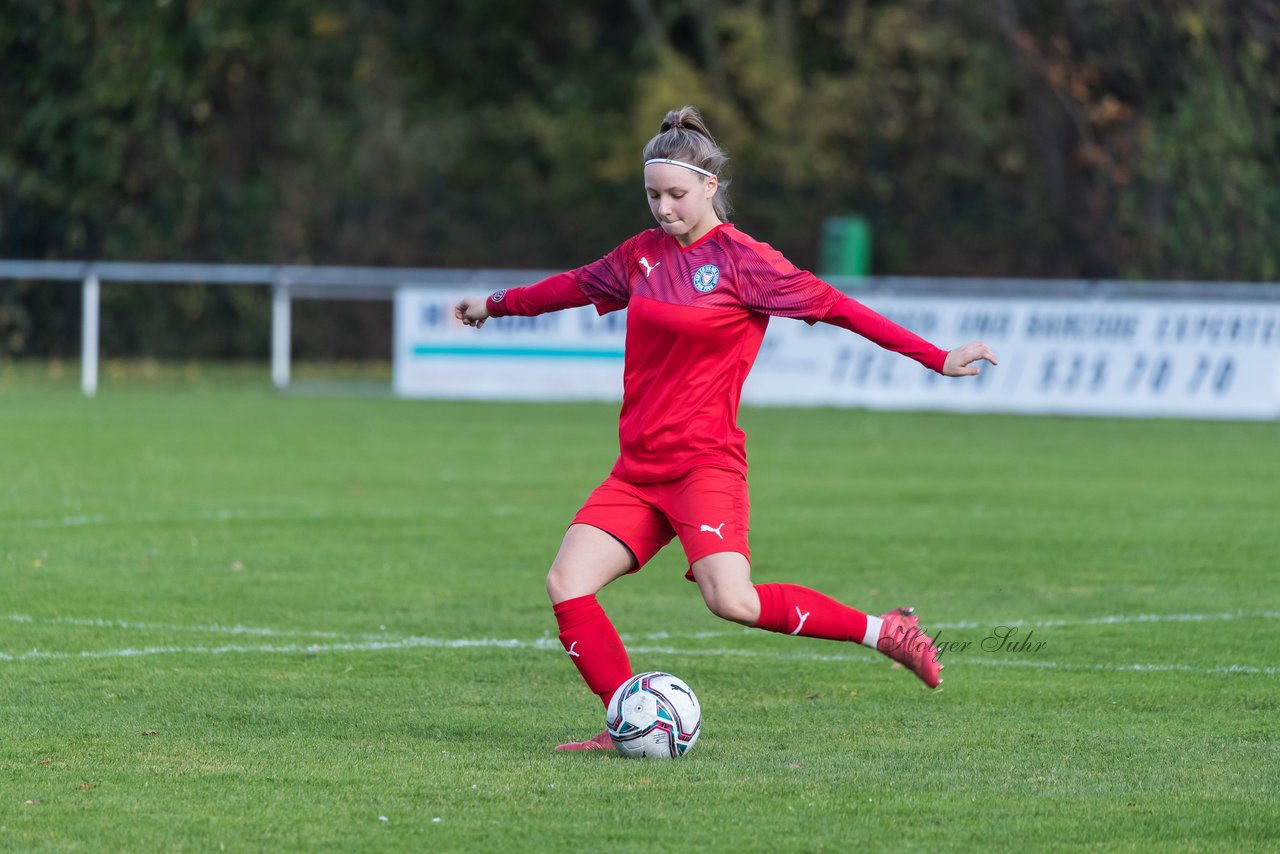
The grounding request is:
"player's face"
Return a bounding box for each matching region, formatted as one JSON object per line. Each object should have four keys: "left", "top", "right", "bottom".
{"left": 644, "top": 163, "right": 719, "bottom": 246}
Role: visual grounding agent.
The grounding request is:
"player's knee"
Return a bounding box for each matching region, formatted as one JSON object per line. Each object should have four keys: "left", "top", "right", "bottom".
{"left": 546, "top": 563, "right": 598, "bottom": 604}
{"left": 705, "top": 590, "right": 760, "bottom": 626}
{"left": 545, "top": 565, "right": 572, "bottom": 603}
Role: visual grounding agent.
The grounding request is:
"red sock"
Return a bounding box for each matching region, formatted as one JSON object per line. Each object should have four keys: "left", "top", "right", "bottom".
{"left": 753, "top": 583, "right": 869, "bottom": 643}
{"left": 553, "top": 594, "right": 633, "bottom": 707}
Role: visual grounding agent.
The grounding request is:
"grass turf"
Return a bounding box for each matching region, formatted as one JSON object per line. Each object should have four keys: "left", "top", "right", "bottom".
{"left": 2, "top": 364, "right": 1277, "bottom": 850}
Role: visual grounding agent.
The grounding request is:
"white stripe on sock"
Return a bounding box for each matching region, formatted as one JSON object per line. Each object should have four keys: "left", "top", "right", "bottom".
{"left": 861, "top": 615, "right": 883, "bottom": 649}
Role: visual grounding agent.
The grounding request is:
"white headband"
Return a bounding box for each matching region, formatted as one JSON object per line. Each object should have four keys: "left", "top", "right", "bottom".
{"left": 644, "top": 158, "right": 716, "bottom": 178}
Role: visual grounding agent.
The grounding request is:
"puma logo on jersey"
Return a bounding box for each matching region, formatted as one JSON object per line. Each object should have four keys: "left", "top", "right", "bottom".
{"left": 790, "top": 607, "right": 811, "bottom": 636}
{"left": 566, "top": 641, "right": 580, "bottom": 658}
{"left": 639, "top": 257, "right": 661, "bottom": 278}
{"left": 700, "top": 523, "right": 725, "bottom": 539}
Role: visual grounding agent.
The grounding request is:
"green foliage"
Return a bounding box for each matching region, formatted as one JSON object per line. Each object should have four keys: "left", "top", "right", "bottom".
{"left": 2, "top": 1, "right": 1277, "bottom": 356}
{"left": 1119, "top": 37, "right": 1280, "bottom": 280}
{"left": 1, "top": 376, "right": 1278, "bottom": 848}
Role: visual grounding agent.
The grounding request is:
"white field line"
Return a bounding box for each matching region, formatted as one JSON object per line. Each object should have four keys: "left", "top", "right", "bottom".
{"left": 1, "top": 635, "right": 1276, "bottom": 677}
{"left": 7, "top": 609, "right": 1279, "bottom": 645}
{"left": 2, "top": 611, "right": 1277, "bottom": 676}
{"left": 2, "top": 613, "right": 387, "bottom": 641}
{"left": 1, "top": 612, "right": 739, "bottom": 643}
{"left": 644, "top": 609, "right": 1280, "bottom": 636}
{"left": 931, "top": 610, "right": 1280, "bottom": 630}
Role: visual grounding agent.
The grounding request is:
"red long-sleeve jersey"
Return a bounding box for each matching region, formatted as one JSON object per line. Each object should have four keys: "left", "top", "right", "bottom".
{"left": 486, "top": 223, "right": 948, "bottom": 483}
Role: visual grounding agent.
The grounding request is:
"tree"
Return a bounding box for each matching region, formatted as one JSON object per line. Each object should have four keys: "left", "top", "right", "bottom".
{"left": 2, "top": 0, "right": 1276, "bottom": 359}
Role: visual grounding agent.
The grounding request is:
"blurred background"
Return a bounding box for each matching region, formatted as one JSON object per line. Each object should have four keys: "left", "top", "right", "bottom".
{"left": 2, "top": 0, "right": 1277, "bottom": 363}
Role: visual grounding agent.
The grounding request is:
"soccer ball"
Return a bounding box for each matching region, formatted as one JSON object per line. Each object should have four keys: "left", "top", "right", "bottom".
{"left": 606, "top": 671, "right": 701, "bottom": 759}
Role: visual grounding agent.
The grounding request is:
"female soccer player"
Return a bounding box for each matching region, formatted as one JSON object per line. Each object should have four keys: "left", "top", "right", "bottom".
{"left": 455, "top": 106, "right": 998, "bottom": 751}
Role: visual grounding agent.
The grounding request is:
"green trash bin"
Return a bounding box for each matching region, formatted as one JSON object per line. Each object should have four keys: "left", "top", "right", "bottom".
{"left": 819, "top": 215, "right": 872, "bottom": 277}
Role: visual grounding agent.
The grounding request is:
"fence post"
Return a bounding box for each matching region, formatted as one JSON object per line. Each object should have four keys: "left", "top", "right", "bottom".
{"left": 81, "top": 266, "right": 100, "bottom": 397}
{"left": 271, "top": 273, "right": 291, "bottom": 390}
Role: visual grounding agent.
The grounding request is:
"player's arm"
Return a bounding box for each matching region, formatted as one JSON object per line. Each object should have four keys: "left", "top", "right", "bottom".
{"left": 454, "top": 271, "right": 591, "bottom": 329}
{"left": 821, "top": 297, "right": 997, "bottom": 376}
{"left": 732, "top": 232, "right": 997, "bottom": 376}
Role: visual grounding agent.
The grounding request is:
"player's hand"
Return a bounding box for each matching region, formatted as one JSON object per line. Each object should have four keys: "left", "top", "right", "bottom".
{"left": 943, "top": 341, "right": 998, "bottom": 377}
{"left": 454, "top": 297, "right": 490, "bottom": 329}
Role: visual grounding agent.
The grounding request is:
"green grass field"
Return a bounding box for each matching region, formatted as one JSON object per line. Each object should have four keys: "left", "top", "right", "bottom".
{"left": 2, "top": 364, "right": 1277, "bottom": 851}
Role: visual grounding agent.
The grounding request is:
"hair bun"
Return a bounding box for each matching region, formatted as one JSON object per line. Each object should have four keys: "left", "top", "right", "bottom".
{"left": 644, "top": 106, "right": 733, "bottom": 220}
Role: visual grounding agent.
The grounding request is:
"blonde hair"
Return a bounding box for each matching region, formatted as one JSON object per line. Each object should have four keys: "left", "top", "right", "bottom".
{"left": 642, "top": 106, "right": 732, "bottom": 221}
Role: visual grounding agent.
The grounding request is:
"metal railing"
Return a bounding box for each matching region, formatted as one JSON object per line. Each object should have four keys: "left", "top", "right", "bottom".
{"left": 0, "top": 261, "right": 558, "bottom": 395}
{"left": 3, "top": 259, "right": 1278, "bottom": 396}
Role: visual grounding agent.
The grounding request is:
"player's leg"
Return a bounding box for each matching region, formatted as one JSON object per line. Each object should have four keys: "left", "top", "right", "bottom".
{"left": 690, "top": 552, "right": 871, "bottom": 641}
{"left": 547, "top": 524, "right": 636, "bottom": 752}
{"left": 547, "top": 523, "right": 638, "bottom": 709}
{"left": 673, "top": 468, "right": 941, "bottom": 688}
{"left": 688, "top": 551, "right": 759, "bottom": 624}
{"left": 551, "top": 478, "right": 676, "bottom": 751}
{"left": 546, "top": 523, "right": 637, "bottom": 604}
{"left": 690, "top": 554, "right": 941, "bottom": 688}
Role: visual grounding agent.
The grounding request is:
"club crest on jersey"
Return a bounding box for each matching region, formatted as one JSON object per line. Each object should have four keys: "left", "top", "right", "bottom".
{"left": 692, "top": 264, "right": 720, "bottom": 293}
{"left": 490, "top": 289, "right": 507, "bottom": 302}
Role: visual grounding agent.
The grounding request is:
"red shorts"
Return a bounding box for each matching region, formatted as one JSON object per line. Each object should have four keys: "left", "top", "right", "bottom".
{"left": 571, "top": 466, "right": 751, "bottom": 578}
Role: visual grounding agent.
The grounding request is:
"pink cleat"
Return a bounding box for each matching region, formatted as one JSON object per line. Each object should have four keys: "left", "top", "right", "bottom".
{"left": 554, "top": 730, "right": 614, "bottom": 752}
{"left": 877, "top": 607, "right": 943, "bottom": 688}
